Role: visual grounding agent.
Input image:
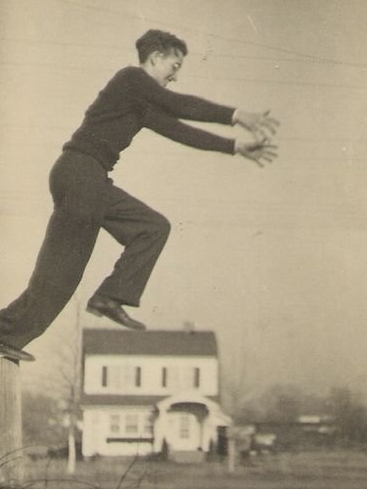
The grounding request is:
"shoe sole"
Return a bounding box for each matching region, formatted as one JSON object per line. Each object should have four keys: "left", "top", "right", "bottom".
{"left": 0, "top": 348, "right": 35, "bottom": 362}
{"left": 86, "top": 305, "right": 146, "bottom": 331}
{"left": 86, "top": 305, "right": 103, "bottom": 317}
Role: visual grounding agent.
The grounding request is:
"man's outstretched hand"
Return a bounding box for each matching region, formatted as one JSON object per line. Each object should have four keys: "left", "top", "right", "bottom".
{"left": 233, "top": 109, "right": 280, "bottom": 139}
{"left": 235, "top": 137, "right": 278, "bottom": 167}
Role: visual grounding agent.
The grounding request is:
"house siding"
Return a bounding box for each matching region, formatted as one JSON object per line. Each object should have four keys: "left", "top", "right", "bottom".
{"left": 83, "top": 407, "right": 154, "bottom": 457}
{"left": 84, "top": 355, "right": 218, "bottom": 397}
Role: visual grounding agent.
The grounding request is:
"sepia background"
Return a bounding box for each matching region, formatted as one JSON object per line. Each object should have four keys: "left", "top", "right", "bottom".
{"left": 1, "top": 0, "right": 367, "bottom": 404}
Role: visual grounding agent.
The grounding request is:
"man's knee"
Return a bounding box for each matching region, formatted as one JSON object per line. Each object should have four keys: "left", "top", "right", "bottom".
{"left": 152, "top": 212, "right": 171, "bottom": 240}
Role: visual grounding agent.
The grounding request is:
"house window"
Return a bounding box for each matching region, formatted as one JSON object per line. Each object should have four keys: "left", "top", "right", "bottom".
{"left": 125, "top": 414, "right": 139, "bottom": 434}
{"left": 161, "top": 367, "right": 167, "bottom": 387}
{"left": 193, "top": 367, "right": 200, "bottom": 388}
{"left": 135, "top": 366, "right": 141, "bottom": 387}
{"left": 109, "top": 414, "right": 120, "bottom": 434}
{"left": 179, "top": 414, "right": 190, "bottom": 439}
{"left": 143, "top": 414, "right": 153, "bottom": 435}
{"left": 101, "top": 366, "right": 108, "bottom": 387}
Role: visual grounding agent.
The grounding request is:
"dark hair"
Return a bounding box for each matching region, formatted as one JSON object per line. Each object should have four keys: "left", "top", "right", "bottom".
{"left": 135, "top": 29, "right": 188, "bottom": 63}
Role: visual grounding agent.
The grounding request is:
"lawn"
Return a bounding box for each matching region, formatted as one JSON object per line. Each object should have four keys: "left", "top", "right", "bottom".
{"left": 14, "top": 450, "right": 367, "bottom": 489}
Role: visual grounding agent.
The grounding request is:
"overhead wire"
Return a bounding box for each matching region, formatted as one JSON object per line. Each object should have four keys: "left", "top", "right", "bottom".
{"left": 0, "top": 60, "right": 365, "bottom": 91}
{"left": 1, "top": 35, "right": 366, "bottom": 72}
{"left": 51, "top": 0, "right": 367, "bottom": 68}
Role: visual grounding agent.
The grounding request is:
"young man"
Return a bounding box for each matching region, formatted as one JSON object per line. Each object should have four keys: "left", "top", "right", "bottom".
{"left": 0, "top": 30, "right": 278, "bottom": 362}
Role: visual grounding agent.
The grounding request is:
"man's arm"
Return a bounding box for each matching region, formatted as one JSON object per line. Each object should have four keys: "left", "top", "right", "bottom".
{"left": 126, "top": 67, "right": 235, "bottom": 125}
{"left": 144, "top": 108, "right": 235, "bottom": 154}
{"left": 125, "top": 68, "right": 279, "bottom": 138}
{"left": 144, "top": 109, "right": 278, "bottom": 165}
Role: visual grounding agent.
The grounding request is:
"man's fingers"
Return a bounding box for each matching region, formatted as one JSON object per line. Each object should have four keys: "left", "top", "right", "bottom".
{"left": 255, "top": 114, "right": 280, "bottom": 137}
{"left": 247, "top": 143, "right": 278, "bottom": 155}
{"left": 261, "top": 111, "right": 280, "bottom": 125}
{"left": 261, "top": 120, "right": 280, "bottom": 134}
{"left": 261, "top": 150, "right": 278, "bottom": 159}
{"left": 254, "top": 159, "right": 265, "bottom": 168}
{"left": 254, "top": 149, "right": 278, "bottom": 163}
{"left": 259, "top": 156, "right": 276, "bottom": 164}
{"left": 264, "top": 117, "right": 280, "bottom": 127}
{"left": 260, "top": 156, "right": 272, "bottom": 163}
{"left": 254, "top": 128, "right": 268, "bottom": 140}
{"left": 257, "top": 144, "right": 278, "bottom": 153}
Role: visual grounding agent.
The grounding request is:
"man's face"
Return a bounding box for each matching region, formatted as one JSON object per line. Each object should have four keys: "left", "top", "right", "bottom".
{"left": 151, "top": 48, "right": 184, "bottom": 87}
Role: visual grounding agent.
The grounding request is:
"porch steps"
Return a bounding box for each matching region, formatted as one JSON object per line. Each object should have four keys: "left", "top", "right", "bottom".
{"left": 169, "top": 450, "right": 205, "bottom": 464}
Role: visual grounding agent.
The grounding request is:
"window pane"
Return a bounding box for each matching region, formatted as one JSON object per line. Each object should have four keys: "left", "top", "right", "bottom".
{"left": 110, "top": 414, "right": 120, "bottom": 433}
{"left": 125, "top": 414, "right": 138, "bottom": 434}
{"left": 180, "top": 415, "right": 190, "bottom": 439}
{"left": 144, "top": 414, "right": 153, "bottom": 434}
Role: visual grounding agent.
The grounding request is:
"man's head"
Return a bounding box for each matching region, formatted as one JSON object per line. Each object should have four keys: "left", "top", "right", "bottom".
{"left": 136, "top": 29, "right": 188, "bottom": 87}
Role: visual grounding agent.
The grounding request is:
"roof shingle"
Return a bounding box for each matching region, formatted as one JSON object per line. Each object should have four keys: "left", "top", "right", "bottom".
{"left": 82, "top": 329, "right": 218, "bottom": 357}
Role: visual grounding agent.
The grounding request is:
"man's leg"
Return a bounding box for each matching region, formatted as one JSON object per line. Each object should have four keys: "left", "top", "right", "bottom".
{"left": 87, "top": 185, "right": 170, "bottom": 326}
{"left": 0, "top": 151, "right": 109, "bottom": 349}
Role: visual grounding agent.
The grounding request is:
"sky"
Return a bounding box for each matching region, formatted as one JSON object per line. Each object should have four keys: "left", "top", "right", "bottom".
{"left": 0, "top": 0, "right": 367, "bottom": 404}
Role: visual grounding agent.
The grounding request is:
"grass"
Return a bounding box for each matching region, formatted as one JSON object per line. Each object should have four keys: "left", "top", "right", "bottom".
{"left": 3, "top": 449, "right": 367, "bottom": 489}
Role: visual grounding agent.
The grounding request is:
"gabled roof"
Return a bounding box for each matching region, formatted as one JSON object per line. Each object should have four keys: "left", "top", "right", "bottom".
{"left": 82, "top": 329, "right": 218, "bottom": 357}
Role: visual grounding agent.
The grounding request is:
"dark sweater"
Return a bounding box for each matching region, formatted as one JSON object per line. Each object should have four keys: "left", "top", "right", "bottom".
{"left": 63, "top": 66, "right": 236, "bottom": 171}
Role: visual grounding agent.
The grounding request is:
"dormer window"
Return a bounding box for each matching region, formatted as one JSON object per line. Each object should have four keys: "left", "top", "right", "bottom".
{"left": 161, "top": 367, "right": 167, "bottom": 387}
{"left": 135, "top": 366, "right": 141, "bottom": 387}
{"left": 101, "top": 366, "right": 108, "bottom": 387}
{"left": 194, "top": 367, "right": 200, "bottom": 388}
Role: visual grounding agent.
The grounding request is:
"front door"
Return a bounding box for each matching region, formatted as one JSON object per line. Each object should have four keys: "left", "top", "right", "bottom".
{"left": 166, "top": 412, "right": 200, "bottom": 451}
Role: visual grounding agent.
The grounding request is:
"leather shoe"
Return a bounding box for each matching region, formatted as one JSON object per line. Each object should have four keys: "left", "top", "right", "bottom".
{"left": 0, "top": 341, "right": 35, "bottom": 362}
{"left": 86, "top": 296, "right": 146, "bottom": 331}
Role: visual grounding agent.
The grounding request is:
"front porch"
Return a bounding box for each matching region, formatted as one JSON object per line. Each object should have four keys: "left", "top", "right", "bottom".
{"left": 153, "top": 391, "right": 231, "bottom": 461}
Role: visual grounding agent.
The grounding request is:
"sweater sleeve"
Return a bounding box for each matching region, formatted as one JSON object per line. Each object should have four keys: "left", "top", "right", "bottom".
{"left": 126, "top": 67, "right": 236, "bottom": 124}
{"left": 144, "top": 108, "right": 235, "bottom": 155}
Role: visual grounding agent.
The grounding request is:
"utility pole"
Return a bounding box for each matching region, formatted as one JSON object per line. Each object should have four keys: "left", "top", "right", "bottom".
{"left": 0, "top": 358, "right": 23, "bottom": 487}
{"left": 66, "top": 298, "right": 82, "bottom": 475}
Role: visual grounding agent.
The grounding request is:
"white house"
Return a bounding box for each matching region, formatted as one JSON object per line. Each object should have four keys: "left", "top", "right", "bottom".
{"left": 80, "top": 328, "right": 231, "bottom": 461}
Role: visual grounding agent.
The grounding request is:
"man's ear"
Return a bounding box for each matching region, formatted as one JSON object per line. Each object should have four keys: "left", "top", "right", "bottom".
{"left": 149, "top": 50, "right": 162, "bottom": 66}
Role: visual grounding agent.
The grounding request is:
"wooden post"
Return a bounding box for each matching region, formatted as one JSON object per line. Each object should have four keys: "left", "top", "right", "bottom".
{"left": 227, "top": 426, "right": 236, "bottom": 474}
{"left": 227, "top": 436, "right": 236, "bottom": 474}
{"left": 0, "top": 358, "right": 23, "bottom": 488}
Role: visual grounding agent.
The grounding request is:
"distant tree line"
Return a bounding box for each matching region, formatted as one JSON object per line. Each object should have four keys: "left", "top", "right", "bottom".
{"left": 229, "top": 384, "right": 367, "bottom": 448}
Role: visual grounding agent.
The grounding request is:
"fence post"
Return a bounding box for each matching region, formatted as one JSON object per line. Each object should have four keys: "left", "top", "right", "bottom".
{"left": 0, "top": 358, "right": 23, "bottom": 488}
{"left": 227, "top": 425, "right": 237, "bottom": 474}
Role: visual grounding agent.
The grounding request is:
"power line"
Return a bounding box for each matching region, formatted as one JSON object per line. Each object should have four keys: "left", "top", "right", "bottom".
{"left": 186, "top": 75, "right": 365, "bottom": 91}
{"left": 52, "top": 0, "right": 367, "bottom": 69}
{"left": 2, "top": 36, "right": 366, "bottom": 72}
{"left": 0, "top": 36, "right": 130, "bottom": 51}
{"left": 204, "top": 52, "right": 367, "bottom": 70}
{"left": 0, "top": 59, "right": 364, "bottom": 91}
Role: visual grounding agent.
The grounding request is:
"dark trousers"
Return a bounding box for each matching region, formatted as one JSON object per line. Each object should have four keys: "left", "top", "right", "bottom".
{"left": 0, "top": 150, "right": 170, "bottom": 349}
